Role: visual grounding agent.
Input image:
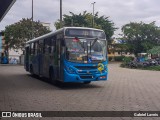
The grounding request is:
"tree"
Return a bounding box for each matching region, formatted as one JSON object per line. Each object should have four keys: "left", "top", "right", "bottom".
{"left": 122, "top": 22, "right": 160, "bottom": 56}
{"left": 54, "top": 11, "right": 116, "bottom": 42}
{"left": 4, "top": 18, "right": 51, "bottom": 50}
{"left": 147, "top": 46, "right": 160, "bottom": 55}
{"left": 114, "top": 44, "right": 130, "bottom": 55}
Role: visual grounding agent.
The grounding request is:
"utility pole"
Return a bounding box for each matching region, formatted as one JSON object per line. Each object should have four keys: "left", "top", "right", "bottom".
{"left": 71, "top": 19, "right": 73, "bottom": 26}
{"left": 91, "top": 2, "right": 96, "bottom": 28}
{"left": 60, "top": 0, "right": 62, "bottom": 28}
{"left": 31, "top": 0, "right": 34, "bottom": 39}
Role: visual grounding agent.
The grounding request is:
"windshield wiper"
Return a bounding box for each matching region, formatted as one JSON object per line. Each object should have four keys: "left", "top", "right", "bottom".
{"left": 91, "top": 38, "right": 98, "bottom": 47}
{"left": 87, "top": 38, "right": 99, "bottom": 63}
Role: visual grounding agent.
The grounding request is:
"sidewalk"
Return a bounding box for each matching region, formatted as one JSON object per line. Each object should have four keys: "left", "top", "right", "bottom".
{"left": 0, "top": 63, "right": 23, "bottom": 66}
{"left": 108, "top": 61, "right": 122, "bottom": 64}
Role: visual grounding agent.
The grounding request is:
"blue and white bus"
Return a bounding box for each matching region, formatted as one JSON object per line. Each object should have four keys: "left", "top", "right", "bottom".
{"left": 24, "top": 27, "right": 108, "bottom": 84}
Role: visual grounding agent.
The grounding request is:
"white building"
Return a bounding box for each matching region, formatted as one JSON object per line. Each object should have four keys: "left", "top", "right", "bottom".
{"left": 8, "top": 48, "right": 23, "bottom": 64}
{"left": 9, "top": 48, "right": 23, "bottom": 59}
{"left": 41, "top": 22, "right": 51, "bottom": 30}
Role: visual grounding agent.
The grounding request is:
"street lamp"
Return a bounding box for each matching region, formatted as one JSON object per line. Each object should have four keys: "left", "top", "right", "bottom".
{"left": 91, "top": 2, "right": 96, "bottom": 28}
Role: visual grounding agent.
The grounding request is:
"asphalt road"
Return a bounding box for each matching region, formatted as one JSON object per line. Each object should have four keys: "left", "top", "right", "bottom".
{"left": 0, "top": 63, "right": 160, "bottom": 120}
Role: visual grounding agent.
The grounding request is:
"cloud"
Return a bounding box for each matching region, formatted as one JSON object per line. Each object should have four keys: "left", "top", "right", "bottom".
{"left": 0, "top": 0, "right": 160, "bottom": 37}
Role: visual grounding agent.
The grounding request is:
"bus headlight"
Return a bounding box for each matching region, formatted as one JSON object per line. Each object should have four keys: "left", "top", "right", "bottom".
{"left": 65, "top": 66, "right": 75, "bottom": 74}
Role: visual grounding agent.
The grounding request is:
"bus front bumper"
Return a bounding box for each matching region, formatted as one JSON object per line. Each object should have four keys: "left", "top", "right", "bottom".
{"left": 63, "top": 70, "right": 108, "bottom": 83}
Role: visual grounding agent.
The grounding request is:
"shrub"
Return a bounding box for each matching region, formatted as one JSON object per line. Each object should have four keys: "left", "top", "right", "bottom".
{"left": 122, "top": 56, "right": 133, "bottom": 64}
{"left": 120, "top": 63, "right": 126, "bottom": 67}
{"left": 114, "top": 56, "right": 125, "bottom": 61}
{"left": 120, "top": 56, "right": 134, "bottom": 67}
{"left": 143, "top": 66, "right": 160, "bottom": 71}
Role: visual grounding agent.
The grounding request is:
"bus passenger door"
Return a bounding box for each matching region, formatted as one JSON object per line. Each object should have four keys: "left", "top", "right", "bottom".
{"left": 55, "top": 37, "right": 64, "bottom": 81}
{"left": 60, "top": 39, "right": 65, "bottom": 80}
{"left": 57, "top": 39, "right": 61, "bottom": 80}
{"left": 55, "top": 39, "right": 63, "bottom": 80}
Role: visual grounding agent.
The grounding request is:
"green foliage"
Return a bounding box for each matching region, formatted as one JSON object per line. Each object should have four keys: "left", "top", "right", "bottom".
{"left": 147, "top": 46, "right": 160, "bottom": 54}
{"left": 120, "top": 57, "right": 135, "bottom": 68}
{"left": 113, "top": 43, "right": 130, "bottom": 55}
{"left": 143, "top": 66, "right": 160, "bottom": 71}
{"left": 4, "top": 18, "right": 51, "bottom": 50}
{"left": 54, "top": 11, "right": 116, "bottom": 41}
{"left": 120, "top": 63, "right": 126, "bottom": 67}
{"left": 122, "top": 56, "right": 134, "bottom": 64}
{"left": 122, "top": 22, "right": 160, "bottom": 56}
{"left": 114, "top": 56, "right": 125, "bottom": 61}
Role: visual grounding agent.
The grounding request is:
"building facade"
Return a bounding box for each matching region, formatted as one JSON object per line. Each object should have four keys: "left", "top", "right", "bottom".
{"left": 41, "top": 22, "right": 51, "bottom": 30}
{"left": 0, "top": 32, "right": 8, "bottom": 63}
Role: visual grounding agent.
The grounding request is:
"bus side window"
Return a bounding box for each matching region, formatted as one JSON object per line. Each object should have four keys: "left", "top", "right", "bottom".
{"left": 35, "top": 42, "right": 38, "bottom": 55}
{"left": 61, "top": 39, "right": 65, "bottom": 46}
{"left": 31, "top": 43, "right": 35, "bottom": 55}
{"left": 38, "top": 39, "right": 43, "bottom": 54}
{"left": 51, "top": 36, "right": 56, "bottom": 53}
{"left": 48, "top": 38, "right": 52, "bottom": 54}
{"left": 44, "top": 38, "right": 51, "bottom": 54}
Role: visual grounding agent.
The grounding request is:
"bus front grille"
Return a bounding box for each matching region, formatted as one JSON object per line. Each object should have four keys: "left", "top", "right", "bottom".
{"left": 75, "top": 66, "right": 97, "bottom": 70}
{"left": 80, "top": 76, "right": 93, "bottom": 79}
{"left": 77, "top": 70, "right": 98, "bottom": 74}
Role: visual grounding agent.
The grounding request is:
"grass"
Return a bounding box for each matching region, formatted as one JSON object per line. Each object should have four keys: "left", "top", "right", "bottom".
{"left": 120, "top": 63, "right": 160, "bottom": 71}
{"left": 142, "top": 66, "right": 160, "bottom": 71}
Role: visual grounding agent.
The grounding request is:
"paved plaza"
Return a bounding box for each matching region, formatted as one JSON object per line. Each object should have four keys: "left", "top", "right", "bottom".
{"left": 0, "top": 63, "right": 160, "bottom": 120}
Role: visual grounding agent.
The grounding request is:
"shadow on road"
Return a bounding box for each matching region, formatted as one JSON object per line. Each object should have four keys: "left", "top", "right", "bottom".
{"left": 28, "top": 74, "right": 104, "bottom": 90}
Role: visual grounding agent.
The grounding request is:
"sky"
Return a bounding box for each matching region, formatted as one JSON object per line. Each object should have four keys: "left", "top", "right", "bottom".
{"left": 0, "top": 0, "right": 160, "bottom": 37}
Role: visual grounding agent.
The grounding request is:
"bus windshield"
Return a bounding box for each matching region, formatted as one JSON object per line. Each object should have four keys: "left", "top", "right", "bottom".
{"left": 65, "top": 38, "right": 107, "bottom": 63}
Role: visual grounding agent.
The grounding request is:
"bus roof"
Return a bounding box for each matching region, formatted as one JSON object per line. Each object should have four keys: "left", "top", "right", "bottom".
{"left": 26, "top": 27, "right": 105, "bottom": 44}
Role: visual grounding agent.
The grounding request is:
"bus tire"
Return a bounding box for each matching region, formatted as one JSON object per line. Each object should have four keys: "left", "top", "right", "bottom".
{"left": 49, "top": 69, "right": 57, "bottom": 85}
{"left": 83, "top": 81, "right": 91, "bottom": 84}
